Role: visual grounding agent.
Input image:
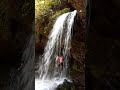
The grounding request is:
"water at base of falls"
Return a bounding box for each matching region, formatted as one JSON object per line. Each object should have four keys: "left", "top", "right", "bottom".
{"left": 35, "top": 78, "right": 71, "bottom": 90}
{"left": 35, "top": 10, "right": 77, "bottom": 90}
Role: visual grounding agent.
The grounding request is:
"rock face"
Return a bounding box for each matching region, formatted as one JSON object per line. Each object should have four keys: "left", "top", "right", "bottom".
{"left": 6, "top": 35, "right": 35, "bottom": 90}
{"left": 56, "top": 79, "right": 85, "bottom": 90}
{"left": 72, "top": 0, "right": 86, "bottom": 25}
{"left": 69, "top": 13, "right": 85, "bottom": 89}
{"left": 86, "top": 0, "right": 120, "bottom": 89}
{"left": 69, "top": 0, "right": 86, "bottom": 89}
{"left": 0, "top": 0, "right": 34, "bottom": 90}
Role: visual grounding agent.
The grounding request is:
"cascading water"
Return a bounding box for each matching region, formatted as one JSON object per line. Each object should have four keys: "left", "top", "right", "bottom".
{"left": 35, "top": 10, "right": 77, "bottom": 90}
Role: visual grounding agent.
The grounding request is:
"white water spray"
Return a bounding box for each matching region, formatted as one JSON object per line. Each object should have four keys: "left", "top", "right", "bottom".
{"left": 35, "top": 10, "right": 77, "bottom": 90}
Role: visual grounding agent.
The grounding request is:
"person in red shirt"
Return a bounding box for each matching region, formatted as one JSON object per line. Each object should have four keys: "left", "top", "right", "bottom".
{"left": 55, "top": 55, "right": 63, "bottom": 67}
{"left": 59, "top": 56, "right": 63, "bottom": 68}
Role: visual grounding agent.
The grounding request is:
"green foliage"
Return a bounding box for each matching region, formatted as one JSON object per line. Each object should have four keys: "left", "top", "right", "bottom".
{"left": 51, "top": 8, "right": 70, "bottom": 21}
{"left": 35, "top": 0, "right": 60, "bottom": 18}
{"left": 35, "top": 0, "right": 60, "bottom": 43}
{"left": 44, "top": 8, "right": 70, "bottom": 35}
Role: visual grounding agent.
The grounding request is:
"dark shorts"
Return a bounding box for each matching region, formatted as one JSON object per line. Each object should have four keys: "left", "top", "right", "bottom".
{"left": 60, "top": 62, "right": 63, "bottom": 67}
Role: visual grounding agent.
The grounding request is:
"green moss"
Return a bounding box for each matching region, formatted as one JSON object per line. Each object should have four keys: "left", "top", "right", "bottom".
{"left": 35, "top": 0, "right": 60, "bottom": 18}
{"left": 35, "top": 0, "right": 60, "bottom": 43}
{"left": 44, "top": 8, "right": 70, "bottom": 35}
{"left": 51, "top": 8, "right": 70, "bottom": 21}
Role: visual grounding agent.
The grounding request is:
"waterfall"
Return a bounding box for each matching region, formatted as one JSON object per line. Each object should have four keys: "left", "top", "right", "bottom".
{"left": 35, "top": 10, "right": 77, "bottom": 90}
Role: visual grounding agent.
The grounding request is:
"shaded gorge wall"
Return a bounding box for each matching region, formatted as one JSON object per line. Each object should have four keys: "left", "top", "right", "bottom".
{"left": 86, "top": 0, "right": 120, "bottom": 89}
{"left": 0, "top": 0, "right": 35, "bottom": 90}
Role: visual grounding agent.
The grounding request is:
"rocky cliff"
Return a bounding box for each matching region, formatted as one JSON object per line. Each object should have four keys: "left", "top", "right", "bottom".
{"left": 0, "top": 0, "right": 35, "bottom": 90}
{"left": 86, "top": 0, "right": 120, "bottom": 89}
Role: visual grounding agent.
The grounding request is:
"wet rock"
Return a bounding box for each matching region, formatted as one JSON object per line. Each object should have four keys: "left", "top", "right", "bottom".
{"left": 56, "top": 79, "right": 72, "bottom": 90}
{"left": 56, "top": 79, "right": 85, "bottom": 90}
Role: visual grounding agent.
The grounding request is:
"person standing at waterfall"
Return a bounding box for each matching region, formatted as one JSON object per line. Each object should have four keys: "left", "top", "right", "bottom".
{"left": 55, "top": 55, "right": 63, "bottom": 68}
{"left": 59, "top": 56, "right": 63, "bottom": 68}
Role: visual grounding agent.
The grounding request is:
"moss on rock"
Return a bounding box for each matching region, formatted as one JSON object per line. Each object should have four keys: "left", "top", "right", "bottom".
{"left": 51, "top": 8, "right": 70, "bottom": 21}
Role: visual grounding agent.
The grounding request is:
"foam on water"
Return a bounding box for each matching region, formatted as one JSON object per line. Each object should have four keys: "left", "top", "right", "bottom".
{"left": 35, "top": 78, "right": 69, "bottom": 90}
